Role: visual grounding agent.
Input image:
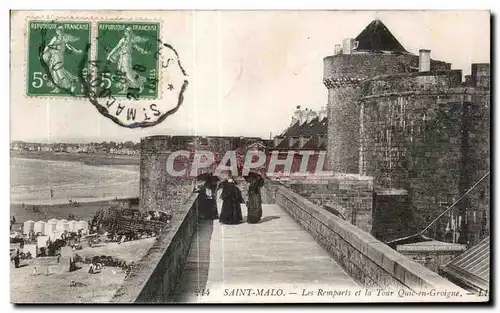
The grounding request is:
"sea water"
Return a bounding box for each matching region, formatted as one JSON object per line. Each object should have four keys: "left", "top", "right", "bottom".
{"left": 10, "top": 157, "right": 139, "bottom": 203}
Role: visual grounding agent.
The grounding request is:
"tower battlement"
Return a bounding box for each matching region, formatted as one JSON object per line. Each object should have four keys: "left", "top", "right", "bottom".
{"left": 322, "top": 19, "right": 490, "bottom": 245}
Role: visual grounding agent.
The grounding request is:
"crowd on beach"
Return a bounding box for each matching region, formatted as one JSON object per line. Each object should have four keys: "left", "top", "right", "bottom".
{"left": 98, "top": 230, "right": 159, "bottom": 245}
{"left": 10, "top": 227, "right": 85, "bottom": 269}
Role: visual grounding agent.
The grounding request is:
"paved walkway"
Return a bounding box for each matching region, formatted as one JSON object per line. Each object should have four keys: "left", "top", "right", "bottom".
{"left": 169, "top": 201, "right": 358, "bottom": 303}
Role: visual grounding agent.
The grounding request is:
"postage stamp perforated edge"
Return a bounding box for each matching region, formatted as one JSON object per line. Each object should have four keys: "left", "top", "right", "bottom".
{"left": 23, "top": 15, "right": 93, "bottom": 100}
{"left": 89, "top": 16, "right": 165, "bottom": 104}
{"left": 22, "top": 14, "right": 166, "bottom": 102}
{"left": 94, "top": 19, "right": 162, "bottom": 101}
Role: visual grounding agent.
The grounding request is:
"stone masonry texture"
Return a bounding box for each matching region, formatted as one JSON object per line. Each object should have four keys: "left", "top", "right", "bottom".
{"left": 140, "top": 136, "right": 194, "bottom": 213}
{"left": 323, "top": 50, "right": 489, "bottom": 245}
{"left": 285, "top": 175, "right": 374, "bottom": 233}
{"left": 358, "top": 69, "right": 490, "bottom": 245}
{"left": 323, "top": 53, "right": 450, "bottom": 173}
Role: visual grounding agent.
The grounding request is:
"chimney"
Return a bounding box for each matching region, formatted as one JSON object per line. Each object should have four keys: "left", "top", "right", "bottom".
{"left": 293, "top": 105, "right": 302, "bottom": 125}
{"left": 342, "top": 38, "right": 359, "bottom": 55}
{"left": 288, "top": 137, "right": 299, "bottom": 148}
{"left": 318, "top": 106, "right": 327, "bottom": 122}
{"left": 419, "top": 49, "right": 431, "bottom": 72}
{"left": 299, "top": 136, "right": 312, "bottom": 149}
{"left": 306, "top": 110, "right": 318, "bottom": 123}
{"left": 298, "top": 109, "right": 308, "bottom": 125}
{"left": 334, "top": 44, "right": 342, "bottom": 55}
{"left": 273, "top": 136, "right": 284, "bottom": 148}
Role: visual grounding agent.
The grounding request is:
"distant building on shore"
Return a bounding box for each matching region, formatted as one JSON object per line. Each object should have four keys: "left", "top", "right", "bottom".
{"left": 272, "top": 105, "right": 328, "bottom": 151}
{"left": 10, "top": 141, "right": 141, "bottom": 156}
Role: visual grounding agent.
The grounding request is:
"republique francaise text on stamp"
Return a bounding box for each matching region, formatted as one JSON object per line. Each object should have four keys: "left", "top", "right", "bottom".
{"left": 27, "top": 20, "right": 91, "bottom": 97}
{"left": 96, "top": 21, "right": 160, "bottom": 99}
{"left": 26, "top": 17, "right": 188, "bottom": 128}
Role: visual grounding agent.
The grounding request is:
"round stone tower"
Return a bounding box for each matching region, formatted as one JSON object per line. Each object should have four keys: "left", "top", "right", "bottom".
{"left": 139, "top": 135, "right": 173, "bottom": 212}
{"left": 323, "top": 19, "right": 449, "bottom": 173}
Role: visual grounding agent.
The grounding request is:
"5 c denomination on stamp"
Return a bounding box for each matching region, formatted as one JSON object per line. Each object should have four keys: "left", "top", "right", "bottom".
{"left": 82, "top": 19, "right": 188, "bottom": 128}
{"left": 26, "top": 16, "right": 188, "bottom": 129}
{"left": 96, "top": 21, "right": 160, "bottom": 99}
{"left": 27, "top": 20, "right": 91, "bottom": 97}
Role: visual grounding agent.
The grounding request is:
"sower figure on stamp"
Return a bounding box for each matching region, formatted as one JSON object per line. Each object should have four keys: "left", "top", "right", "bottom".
{"left": 245, "top": 172, "right": 264, "bottom": 224}
{"left": 42, "top": 25, "right": 82, "bottom": 93}
{"left": 219, "top": 179, "right": 244, "bottom": 225}
{"left": 106, "top": 27, "right": 150, "bottom": 94}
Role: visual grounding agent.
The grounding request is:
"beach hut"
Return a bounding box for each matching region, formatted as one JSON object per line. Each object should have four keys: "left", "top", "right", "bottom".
{"left": 50, "top": 231, "right": 62, "bottom": 241}
{"left": 37, "top": 235, "right": 50, "bottom": 249}
{"left": 56, "top": 219, "right": 70, "bottom": 233}
{"left": 59, "top": 246, "right": 75, "bottom": 272}
{"left": 23, "top": 220, "right": 35, "bottom": 235}
{"left": 34, "top": 221, "right": 46, "bottom": 235}
{"left": 23, "top": 244, "right": 37, "bottom": 257}
{"left": 76, "top": 221, "right": 89, "bottom": 234}
{"left": 68, "top": 220, "right": 77, "bottom": 233}
{"left": 46, "top": 219, "right": 58, "bottom": 235}
{"left": 37, "top": 235, "right": 50, "bottom": 256}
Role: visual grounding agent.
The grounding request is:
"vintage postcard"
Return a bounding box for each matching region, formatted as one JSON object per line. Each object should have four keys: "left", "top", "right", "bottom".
{"left": 9, "top": 10, "right": 491, "bottom": 304}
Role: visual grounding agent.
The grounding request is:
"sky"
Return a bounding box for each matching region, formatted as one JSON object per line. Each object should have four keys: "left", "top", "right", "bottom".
{"left": 10, "top": 10, "right": 490, "bottom": 143}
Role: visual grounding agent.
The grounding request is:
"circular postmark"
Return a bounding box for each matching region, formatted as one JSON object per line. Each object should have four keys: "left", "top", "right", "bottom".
{"left": 38, "top": 20, "right": 188, "bottom": 128}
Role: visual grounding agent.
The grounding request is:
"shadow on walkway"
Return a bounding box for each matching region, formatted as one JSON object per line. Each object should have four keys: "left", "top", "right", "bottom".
{"left": 259, "top": 216, "right": 281, "bottom": 224}
{"left": 167, "top": 219, "right": 214, "bottom": 303}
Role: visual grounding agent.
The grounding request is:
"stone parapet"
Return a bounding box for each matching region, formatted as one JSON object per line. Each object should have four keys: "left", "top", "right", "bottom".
{"left": 264, "top": 182, "right": 466, "bottom": 292}
{"left": 111, "top": 193, "right": 199, "bottom": 303}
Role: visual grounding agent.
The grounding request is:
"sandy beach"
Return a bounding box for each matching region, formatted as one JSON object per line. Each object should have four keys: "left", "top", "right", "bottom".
{"left": 10, "top": 238, "right": 156, "bottom": 303}
{"left": 10, "top": 150, "right": 139, "bottom": 166}
{"left": 11, "top": 195, "right": 137, "bottom": 206}
{"left": 10, "top": 200, "right": 115, "bottom": 225}
{"left": 10, "top": 152, "right": 140, "bottom": 223}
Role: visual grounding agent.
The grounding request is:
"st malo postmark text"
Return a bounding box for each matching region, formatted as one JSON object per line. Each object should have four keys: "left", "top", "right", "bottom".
{"left": 29, "top": 17, "right": 188, "bottom": 128}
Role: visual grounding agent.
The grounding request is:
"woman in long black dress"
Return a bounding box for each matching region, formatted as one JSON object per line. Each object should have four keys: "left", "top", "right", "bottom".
{"left": 246, "top": 174, "right": 264, "bottom": 223}
{"left": 206, "top": 173, "right": 219, "bottom": 219}
{"left": 219, "top": 179, "right": 244, "bottom": 224}
{"left": 195, "top": 181, "right": 218, "bottom": 220}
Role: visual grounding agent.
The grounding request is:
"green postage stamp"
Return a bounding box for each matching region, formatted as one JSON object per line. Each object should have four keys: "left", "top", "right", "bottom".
{"left": 96, "top": 22, "right": 160, "bottom": 99}
{"left": 26, "top": 20, "right": 91, "bottom": 97}
{"left": 23, "top": 16, "right": 187, "bottom": 128}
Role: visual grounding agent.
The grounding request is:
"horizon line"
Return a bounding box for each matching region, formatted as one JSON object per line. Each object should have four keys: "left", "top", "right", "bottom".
{"left": 10, "top": 134, "right": 276, "bottom": 145}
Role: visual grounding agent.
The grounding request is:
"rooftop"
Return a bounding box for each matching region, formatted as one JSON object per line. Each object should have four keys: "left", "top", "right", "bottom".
{"left": 396, "top": 240, "right": 466, "bottom": 252}
{"left": 441, "top": 237, "right": 490, "bottom": 292}
{"left": 281, "top": 117, "right": 327, "bottom": 137}
{"left": 354, "top": 19, "right": 410, "bottom": 55}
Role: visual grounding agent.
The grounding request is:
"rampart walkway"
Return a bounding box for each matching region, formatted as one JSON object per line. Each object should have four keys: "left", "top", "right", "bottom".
{"left": 169, "top": 202, "right": 358, "bottom": 303}
{"left": 112, "top": 182, "right": 471, "bottom": 303}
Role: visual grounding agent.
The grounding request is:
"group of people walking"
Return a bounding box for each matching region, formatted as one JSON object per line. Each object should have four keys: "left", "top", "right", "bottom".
{"left": 195, "top": 172, "right": 264, "bottom": 224}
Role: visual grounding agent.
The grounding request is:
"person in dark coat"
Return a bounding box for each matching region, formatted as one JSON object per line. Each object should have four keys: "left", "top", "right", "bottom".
{"left": 195, "top": 181, "right": 218, "bottom": 220}
{"left": 219, "top": 179, "right": 244, "bottom": 224}
{"left": 13, "top": 249, "right": 20, "bottom": 268}
{"left": 206, "top": 173, "right": 219, "bottom": 219}
{"left": 246, "top": 174, "right": 264, "bottom": 223}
